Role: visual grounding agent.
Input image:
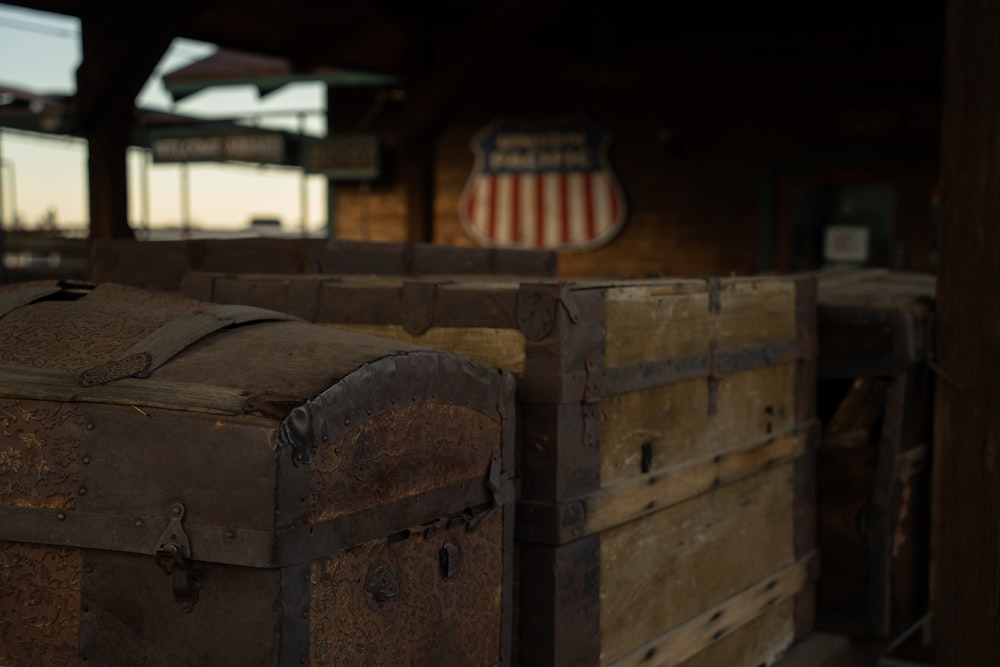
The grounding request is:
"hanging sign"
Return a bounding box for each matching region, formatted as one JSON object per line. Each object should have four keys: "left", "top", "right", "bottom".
{"left": 458, "top": 115, "right": 627, "bottom": 251}
{"left": 302, "top": 134, "right": 381, "bottom": 181}
{"left": 149, "top": 130, "right": 289, "bottom": 164}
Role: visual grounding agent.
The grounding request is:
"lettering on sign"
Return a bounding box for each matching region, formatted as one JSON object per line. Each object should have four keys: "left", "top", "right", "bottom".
{"left": 459, "top": 116, "right": 627, "bottom": 251}
{"left": 302, "top": 135, "right": 381, "bottom": 180}
{"left": 151, "top": 133, "right": 286, "bottom": 164}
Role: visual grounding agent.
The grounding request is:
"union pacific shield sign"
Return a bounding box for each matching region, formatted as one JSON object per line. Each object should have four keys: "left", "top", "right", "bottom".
{"left": 459, "top": 116, "right": 627, "bottom": 251}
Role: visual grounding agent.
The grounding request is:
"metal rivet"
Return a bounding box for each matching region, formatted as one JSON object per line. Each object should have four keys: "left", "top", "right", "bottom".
{"left": 135, "top": 519, "right": 144, "bottom": 528}
{"left": 56, "top": 512, "right": 66, "bottom": 521}
{"left": 344, "top": 418, "right": 350, "bottom": 426}
{"left": 172, "top": 505, "right": 183, "bottom": 515}
{"left": 78, "top": 488, "right": 87, "bottom": 496}
{"left": 81, "top": 455, "right": 91, "bottom": 464}
{"left": 85, "top": 423, "right": 94, "bottom": 430}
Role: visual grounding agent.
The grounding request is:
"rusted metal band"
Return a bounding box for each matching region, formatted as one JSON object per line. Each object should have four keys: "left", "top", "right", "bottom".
{"left": 705, "top": 276, "right": 722, "bottom": 313}
{"left": 517, "top": 283, "right": 580, "bottom": 341}
{"left": 0, "top": 475, "right": 513, "bottom": 569}
{"left": 519, "top": 340, "right": 802, "bottom": 404}
{"left": 79, "top": 304, "right": 302, "bottom": 386}
{"left": 399, "top": 281, "right": 438, "bottom": 334}
{"left": 518, "top": 536, "right": 602, "bottom": 667}
{"left": 276, "top": 477, "right": 514, "bottom": 566}
{"left": 516, "top": 423, "right": 817, "bottom": 545}
{"left": 278, "top": 350, "right": 507, "bottom": 465}
{"left": 592, "top": 338, "right": 803, "bottom": 399}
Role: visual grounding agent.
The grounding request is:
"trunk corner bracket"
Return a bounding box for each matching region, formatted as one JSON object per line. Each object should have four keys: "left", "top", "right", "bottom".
{"left": 517, "top": 286, "right": 580, "bottom": 341}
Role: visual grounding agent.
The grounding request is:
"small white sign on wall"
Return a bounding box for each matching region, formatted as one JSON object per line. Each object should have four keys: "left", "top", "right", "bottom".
{"left": 824, "top": 225, "right": 870, "bottom": 264}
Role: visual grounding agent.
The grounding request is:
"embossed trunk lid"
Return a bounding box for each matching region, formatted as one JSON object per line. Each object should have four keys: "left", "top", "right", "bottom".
{"left": 0, "top": 281, "right": 514, "bottom": 666}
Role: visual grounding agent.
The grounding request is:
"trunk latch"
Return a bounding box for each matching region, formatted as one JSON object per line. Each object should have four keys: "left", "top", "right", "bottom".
{"left": 154, "top": 502, "right": 199, "bottom": 612}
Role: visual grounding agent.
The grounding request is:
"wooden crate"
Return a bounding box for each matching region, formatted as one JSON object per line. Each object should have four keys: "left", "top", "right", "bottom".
{"left": 88, "top": 238, "right": 557, "bottom": 292}
{"left": 183, "top": 271, "right": 819, "bottom": 667}
{"left": 812, "top": 270, "right": 935, "bottom": 648}
{"left": 0, "top": 281, "right": 515, "bottom": 666}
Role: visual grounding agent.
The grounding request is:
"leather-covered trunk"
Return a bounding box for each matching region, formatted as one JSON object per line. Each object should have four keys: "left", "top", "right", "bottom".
{"left": 0, "top": 281, "right": 515, "bottom": 667}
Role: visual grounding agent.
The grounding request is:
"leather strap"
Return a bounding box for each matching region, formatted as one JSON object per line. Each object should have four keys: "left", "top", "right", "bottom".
{"left": 0, "top": 283, "right": 65, "bottom": 319}
{"left": 80, "top": 304, "right": 300, "bottom": 386}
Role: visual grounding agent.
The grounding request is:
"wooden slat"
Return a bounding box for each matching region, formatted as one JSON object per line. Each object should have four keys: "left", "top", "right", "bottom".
{"left": 0, "top": 365, "right": 251, "bottom": 415}
{"left": 604, "top": 279, "right": 797, "bottom": 367}
{"left": 322, "top": 323, "right": 527, "bottom": 374}
{"left": 609, "top": 555, "right": 814, "bottom": 667}
{"left": 584, "top": 428, "right": 810, "bottom": 539}
{"left": 676, "top": 600, "right": 795, "bottom": 667}
{"left": 601, "top": 363, "right": 797, "bottom": 486}
{"left": 600, "top": 463, "right": 798, "bottom": 664}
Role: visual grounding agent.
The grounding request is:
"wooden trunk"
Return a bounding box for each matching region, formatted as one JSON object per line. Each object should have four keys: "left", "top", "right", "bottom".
{"left": 0, "top": 281, "right": 515, "bottom": 666}
{"left": 88, "top": 238, "right": 557, "bottom": 292}
{"left": 812, "top": 270, "right": 934, "bottom": 650}
{"left": 183, "top": 272, "right": 819, "bottom": 667}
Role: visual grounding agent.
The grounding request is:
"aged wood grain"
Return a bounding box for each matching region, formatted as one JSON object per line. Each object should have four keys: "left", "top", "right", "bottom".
{"left": 584, "top": 428, "right": 809, "bottom": 539}
{"left": 323, "top": 323, "right": 527, "bottom": 374}
{"left": 599, "top": 463, "right": 797, "bottom": 664}
{"left": 608, "top": 556, "right": 812, "bottom": 667}
{"left": 601, "top": 364, "right": 796, "bottom": 486}
{"left": 675, "top": 601, "right": 795, "bottom": 667}
{"left": 0, "top": 365, "right": 251, "bottom": 415}
{"left": 604, "top": 279, "right": 797, "bottom": 366}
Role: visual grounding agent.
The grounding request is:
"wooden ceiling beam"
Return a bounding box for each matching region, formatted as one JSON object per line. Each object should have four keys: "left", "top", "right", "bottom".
{"left": 395, "top": 0, "right": 550, "bottom": 148}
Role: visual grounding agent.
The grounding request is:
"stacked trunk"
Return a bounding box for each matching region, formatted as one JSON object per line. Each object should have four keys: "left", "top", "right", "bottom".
{"left": 812, "top": 270, "right": 935, "bottom": 655}
{"left": 183, "top": 271, "right": 819, "bottom": 667}
{"left": 0, "top": 281, "right": 515, "bottom": 666}
{"left": 88, "top": 238, "right": 557, "bottom": 293}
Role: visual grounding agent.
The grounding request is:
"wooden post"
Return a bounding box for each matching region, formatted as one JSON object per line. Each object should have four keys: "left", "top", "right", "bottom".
{"left": 86, "top": 98, "right": 134, "bottom": 240}
{"left": 933, "top": 0, "right": 1000, "bottom": 664}
{"left": 76, "top": 0, "right": 202, "bottom": 240}
{"left": 402, "top": 137, "right": 435, "bottom": 243}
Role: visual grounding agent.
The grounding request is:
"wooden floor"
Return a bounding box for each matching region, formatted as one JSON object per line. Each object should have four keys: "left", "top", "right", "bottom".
{"left": 775, "top": 624, "right": 936, "bottom": 667}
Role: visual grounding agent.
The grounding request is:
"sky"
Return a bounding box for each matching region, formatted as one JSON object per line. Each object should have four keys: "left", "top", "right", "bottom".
{"left": 0, "top": 3, "right": 332, "bottom": 235}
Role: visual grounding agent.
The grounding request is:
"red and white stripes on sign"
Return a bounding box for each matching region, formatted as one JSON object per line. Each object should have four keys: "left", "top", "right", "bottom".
{"left": 462, "top": 171, "right": 622, "bottom": 249}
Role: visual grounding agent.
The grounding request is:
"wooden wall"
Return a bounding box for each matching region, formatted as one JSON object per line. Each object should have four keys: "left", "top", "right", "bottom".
{"left": 332, "top": 15, "right": 943, "bottom": 278}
